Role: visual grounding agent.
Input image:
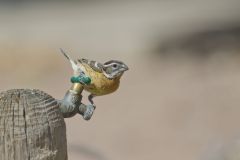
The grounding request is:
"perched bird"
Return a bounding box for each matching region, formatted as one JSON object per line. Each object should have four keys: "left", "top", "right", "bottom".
{"left": 60, "top": 49, "right": 129, "bottom": 106}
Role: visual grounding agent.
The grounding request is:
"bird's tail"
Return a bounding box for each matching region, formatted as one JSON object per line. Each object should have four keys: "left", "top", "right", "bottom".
{"left": 60, "top": 48, "right": 71, "bottom": 61}
{"left": 60, "top": 48, "right": 79, "bottom": 72}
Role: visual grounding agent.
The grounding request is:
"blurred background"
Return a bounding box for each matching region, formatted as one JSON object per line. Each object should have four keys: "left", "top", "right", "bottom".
{"left": 1, "top": 0, "right": 240, "bottom": 159}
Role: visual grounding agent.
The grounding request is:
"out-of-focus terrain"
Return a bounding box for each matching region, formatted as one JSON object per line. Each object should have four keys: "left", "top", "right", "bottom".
{"left": 1, "top": 1, "right": 240, "bottom": 160}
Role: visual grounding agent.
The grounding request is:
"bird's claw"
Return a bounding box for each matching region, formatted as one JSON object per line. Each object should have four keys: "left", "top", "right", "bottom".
{"left": 83, "top": 105, "right": 96, "bottom": 120}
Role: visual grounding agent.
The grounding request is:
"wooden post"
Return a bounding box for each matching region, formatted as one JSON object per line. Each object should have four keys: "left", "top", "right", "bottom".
{"left": 0, "top": 89, "right": 67, "bottom": 160}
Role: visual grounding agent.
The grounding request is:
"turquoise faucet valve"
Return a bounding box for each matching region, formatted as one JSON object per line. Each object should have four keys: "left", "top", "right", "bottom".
{"left": 71, "top": 74, "right": 91, "bottom": 85}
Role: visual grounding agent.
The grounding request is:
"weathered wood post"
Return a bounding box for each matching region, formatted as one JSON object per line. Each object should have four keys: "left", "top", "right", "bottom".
{"left": 0, "top": 53, "right": 95, "bottom": 160}
{"left": 0, "top": 89, "right": 67, "bottom": 160}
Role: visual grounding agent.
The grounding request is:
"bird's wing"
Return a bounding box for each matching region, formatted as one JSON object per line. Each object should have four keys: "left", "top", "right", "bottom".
{"left": 78, "top": 59, "right": 104, "bottom": 73}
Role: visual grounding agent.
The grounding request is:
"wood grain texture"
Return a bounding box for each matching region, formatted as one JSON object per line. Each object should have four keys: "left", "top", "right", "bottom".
{"left": 0, "top": 89, "right": 67, "bottom": 160}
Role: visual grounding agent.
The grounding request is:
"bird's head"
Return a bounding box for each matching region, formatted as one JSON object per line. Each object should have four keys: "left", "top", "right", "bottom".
{"left": 103, "top": 60, "right": 129, "bottom": 79}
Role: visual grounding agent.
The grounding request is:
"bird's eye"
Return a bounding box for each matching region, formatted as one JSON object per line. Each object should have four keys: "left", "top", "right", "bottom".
{"left": 113, "top": 64, "right": 118, "bottom": 68}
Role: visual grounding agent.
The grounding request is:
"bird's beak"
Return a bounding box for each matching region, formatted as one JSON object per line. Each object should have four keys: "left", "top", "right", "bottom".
{"left": 123, "top": 64, "right": 129, "bottom": 71}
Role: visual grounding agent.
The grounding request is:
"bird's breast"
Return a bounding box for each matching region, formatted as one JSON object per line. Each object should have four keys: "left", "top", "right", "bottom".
{"left": 84, "top": 71, "right": 120, "bottom": 96}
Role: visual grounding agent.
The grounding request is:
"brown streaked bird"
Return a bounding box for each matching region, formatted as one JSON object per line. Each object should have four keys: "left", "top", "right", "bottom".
{"left": 60, "top": 49, "right": 129, "bottom": 107}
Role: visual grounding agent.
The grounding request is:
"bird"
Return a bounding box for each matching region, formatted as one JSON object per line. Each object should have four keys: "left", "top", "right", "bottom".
{"left": 60, "top": 49, "right": 129, "bottom": 107}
